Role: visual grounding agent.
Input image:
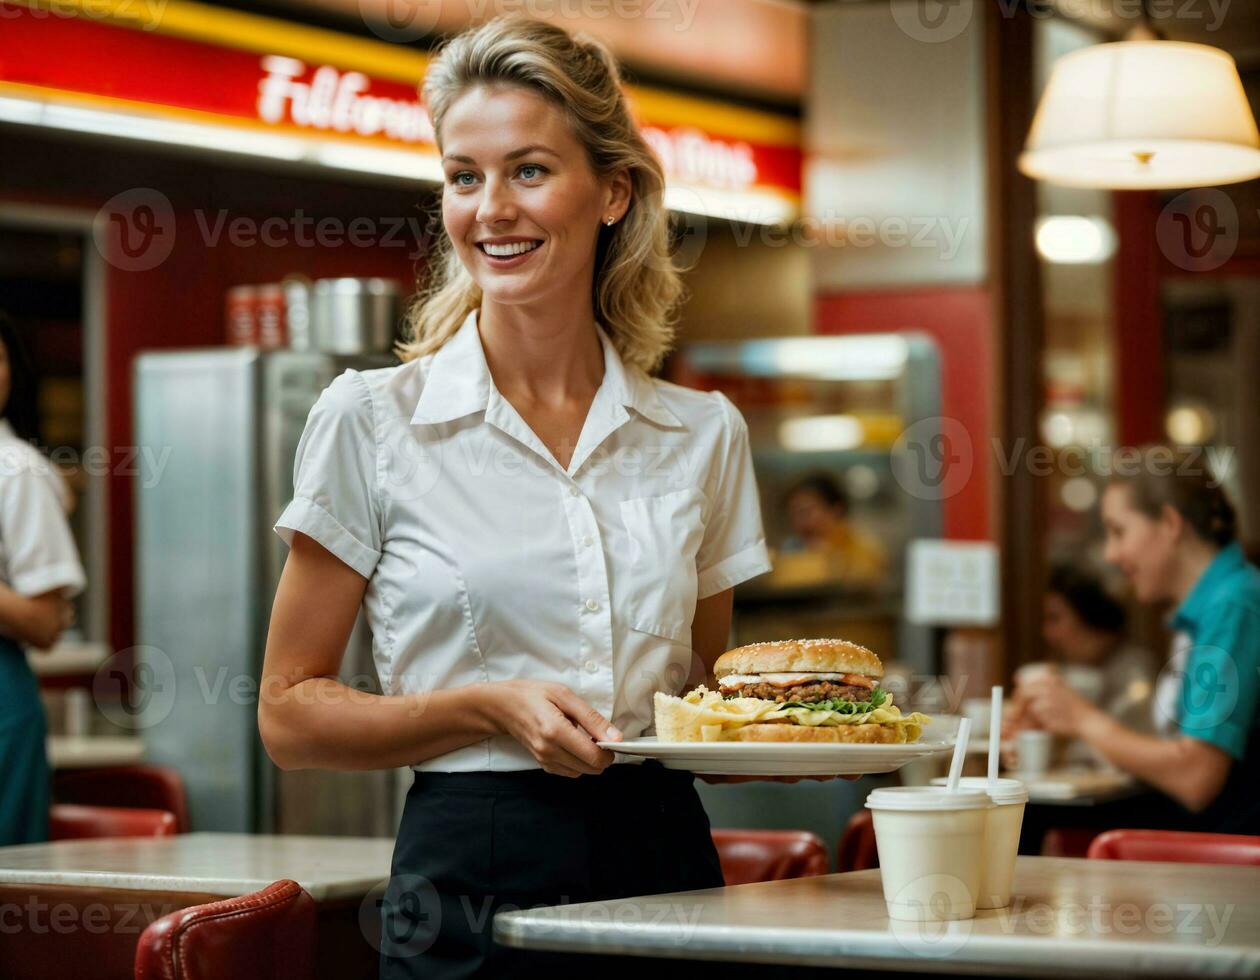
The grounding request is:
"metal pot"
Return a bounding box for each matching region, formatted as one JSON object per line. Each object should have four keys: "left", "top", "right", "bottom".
{"left": 310, "top": 278, "right": 402, "bottom": 354}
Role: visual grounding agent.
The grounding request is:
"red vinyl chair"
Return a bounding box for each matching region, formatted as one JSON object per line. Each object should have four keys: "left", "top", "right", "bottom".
{"left": 53, "top": 765, "right": 191, "bottom": 833}
{"left": 49, "top": 804, "right": 177, "bottom": 840}
{"left": 1087, "top": 829, "right": 1260, "bottom": 866}
{"left": 135, "top": 879, "right": 316, "bottom": 980}
{"left": 1041, "top": 827, "right": 1104, "bottom": 858}
{"left": 711, "top": 829, "right": 829, "bottom": 885}
{"left": 836, "top": 809, "right": 879, "bottom": 872}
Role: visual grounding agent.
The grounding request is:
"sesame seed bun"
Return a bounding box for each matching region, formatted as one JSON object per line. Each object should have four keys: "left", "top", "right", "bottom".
{"left": 722, "top": 722, "right": 904, "bottom": 744}
{"left": 714, "top": 639, "right": 883, "bottom": 680}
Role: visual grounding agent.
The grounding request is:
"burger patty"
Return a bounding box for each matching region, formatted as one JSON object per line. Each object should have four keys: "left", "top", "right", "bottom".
{"left": 728, "top": 681, "right": 873, "bottom": 704}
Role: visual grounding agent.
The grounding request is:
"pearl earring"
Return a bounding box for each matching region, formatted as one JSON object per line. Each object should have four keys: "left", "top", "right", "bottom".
{"left": 605, "top": 216, "right": 615, "bottom": 226}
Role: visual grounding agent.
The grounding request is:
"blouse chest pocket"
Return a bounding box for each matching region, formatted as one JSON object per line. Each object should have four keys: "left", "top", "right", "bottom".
{"left": 618, "top": 488, "right": 706, "bottom": 643}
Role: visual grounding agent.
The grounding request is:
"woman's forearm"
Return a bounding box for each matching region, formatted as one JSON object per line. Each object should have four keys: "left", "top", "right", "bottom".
{"left": 0, "top": 585, "right": 62, "bottom": 649}
{"left": 259, "top": 678, "right": 500, "bottom": 771}
{"left": 1079, "top": 711, "right": 1227, "bottom": 810}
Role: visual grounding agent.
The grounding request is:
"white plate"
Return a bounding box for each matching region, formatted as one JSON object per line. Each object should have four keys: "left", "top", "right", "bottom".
{"left": 596, "top": 734, "right": 955, "bottom": 776}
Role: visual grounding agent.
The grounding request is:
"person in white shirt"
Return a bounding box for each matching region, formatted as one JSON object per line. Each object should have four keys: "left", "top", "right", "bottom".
{"left": 0, "top": 314, "right": 86, "bottom": 844}
{"left": 259, "top": 18, "right": 775, "bottom": 978}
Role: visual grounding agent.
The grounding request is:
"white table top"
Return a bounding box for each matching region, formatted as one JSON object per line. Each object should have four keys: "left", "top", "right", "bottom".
{"left": 29, "top": 640, "right": 110, "bottom": 676}
{"left": 46, "top": 735, "right": 146, "bottom": 769}
{"left": 0, "top": 832, "right": 395, "bottom": 903}
{"left": 496, "top": 856, "right": 1260, "bottom": 977}
{"left": 1019, "top": 768, "right": 1140, "bottom": 805}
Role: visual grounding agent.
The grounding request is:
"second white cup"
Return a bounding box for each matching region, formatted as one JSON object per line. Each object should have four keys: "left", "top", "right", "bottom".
{"left": 931, "top": 776, "right": 1028, "bottom": 909}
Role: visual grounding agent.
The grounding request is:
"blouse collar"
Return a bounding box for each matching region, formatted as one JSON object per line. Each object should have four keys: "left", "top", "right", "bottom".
{"left": 410, "top": 308, "right": 682, "bottom": 429}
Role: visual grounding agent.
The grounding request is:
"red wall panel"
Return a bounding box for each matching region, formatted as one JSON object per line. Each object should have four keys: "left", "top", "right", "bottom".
{"left": 103, "top": 220, "right": 419, "bottom": 652}
{"left": 814, "top": 285, "right": 993, "bottom": 541}
{"left": 2, "top": 178, "right": 421, "bottom": 654}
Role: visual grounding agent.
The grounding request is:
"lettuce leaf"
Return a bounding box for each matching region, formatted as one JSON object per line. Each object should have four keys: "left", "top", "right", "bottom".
{"left": 778, "top": 687, "right": 888, "bottom": 714}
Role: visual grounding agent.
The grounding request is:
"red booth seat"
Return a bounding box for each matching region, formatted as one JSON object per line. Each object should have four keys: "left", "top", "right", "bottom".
{"left": 836, "top": 809, "right": 879, "bottom": 872}
{"left": 49, "top": 804, "right": 177, "bottom": 840}
{"left": 53, "top": 765, "right": 191, "bottom": 833}
{"left": 134, "top": 879, "right": 316, "bottom": 980}
{"left": 711, "top": 829, "right": 829, "bottom": 885}
{"left": 1087, "top": 829, "right": 1260, "bottom": 866}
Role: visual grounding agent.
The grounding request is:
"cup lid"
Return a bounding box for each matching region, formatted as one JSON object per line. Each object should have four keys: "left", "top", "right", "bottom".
{"left": 865, "top": 786, "right": 993, "bottom": 812}
{"left": 929, "top": 776, "right": 1029, "bottom": 805}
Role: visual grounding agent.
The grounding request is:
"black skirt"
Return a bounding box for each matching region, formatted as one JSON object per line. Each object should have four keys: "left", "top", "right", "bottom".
{"left": 378, "top": 760, "right": 724, "bottom": 980}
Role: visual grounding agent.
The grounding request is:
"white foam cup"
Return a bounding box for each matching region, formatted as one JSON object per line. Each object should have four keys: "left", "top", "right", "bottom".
{"left": 865, "top": 786, "right": 992, "bottom": 921}
{"left": 1016, "top": 730, "right": 1053, "bottom": 776}
{"left": 931, "top": 776, "right": 1028, "bottom": 909}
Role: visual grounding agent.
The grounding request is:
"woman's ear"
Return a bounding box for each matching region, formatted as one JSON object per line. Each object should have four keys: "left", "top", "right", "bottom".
{"left": 1160, "top": 502, "right": 1187, "bottom": 541}
{"left": 603, "top": 169, "right": 632, "bottom": 223}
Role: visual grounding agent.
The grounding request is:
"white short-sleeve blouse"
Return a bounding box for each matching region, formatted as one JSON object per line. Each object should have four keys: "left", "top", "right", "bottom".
{"left": 0, "top": 419, "right": 86, "bottom": 607}
{"left": 274, "top": 309, "right": 772, "bottom": 770}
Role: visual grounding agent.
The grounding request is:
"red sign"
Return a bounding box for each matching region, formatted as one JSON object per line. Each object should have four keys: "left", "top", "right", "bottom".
{"left": 0, "top": 1, "right": 801, "bottom": 207}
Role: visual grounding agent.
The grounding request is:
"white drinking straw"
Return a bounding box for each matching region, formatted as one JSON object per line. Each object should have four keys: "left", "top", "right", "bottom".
{"left": 988, "top": 685, "right": 1003, "bottom": 784}
{"left": 947, "top": 717, "right": 971, "bottom": 793}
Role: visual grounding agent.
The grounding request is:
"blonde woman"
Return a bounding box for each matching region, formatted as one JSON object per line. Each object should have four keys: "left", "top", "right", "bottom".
{"left": 260, "top": 18, "right": 772, "bottom": 978}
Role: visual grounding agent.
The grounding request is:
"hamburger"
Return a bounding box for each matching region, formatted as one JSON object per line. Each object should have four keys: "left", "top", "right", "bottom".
{"left": 654, "top": 638, "right": 928, "bottom": 744}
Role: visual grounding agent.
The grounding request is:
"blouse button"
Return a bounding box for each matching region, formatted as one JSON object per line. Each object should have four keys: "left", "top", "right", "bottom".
{"left": 583, "top": 659, "right": 598, "bottom": 674}
{"left": 569, "top": 486, "right": 580, "bottom": 497}
{"left": 581, "top": 535, "right": 594, "bottom": 548}
{"left": 585, "top": 598, "right": 600, "bottom": 612}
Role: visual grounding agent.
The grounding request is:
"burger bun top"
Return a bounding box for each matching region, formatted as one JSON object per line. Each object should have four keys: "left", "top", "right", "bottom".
{"left": 714, "top": 638, "right": 882, "bottom": 679}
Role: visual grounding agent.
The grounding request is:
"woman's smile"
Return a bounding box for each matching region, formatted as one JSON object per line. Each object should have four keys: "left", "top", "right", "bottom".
{"left": 476, "top": 237, "right": 545, "bottom": 268}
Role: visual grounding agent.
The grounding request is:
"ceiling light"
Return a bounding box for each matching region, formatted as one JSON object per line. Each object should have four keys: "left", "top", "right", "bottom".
{"left": 1035, "top": 215, "right": 1117, "bottom": 264}
{"left": 1020, "top": 27, "right": 1260, "bottom": 189}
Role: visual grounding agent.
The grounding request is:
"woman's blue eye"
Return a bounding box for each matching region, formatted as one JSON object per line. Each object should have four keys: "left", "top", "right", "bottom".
{"left": 447, "top": 165, "right": 544, "bottom": 187}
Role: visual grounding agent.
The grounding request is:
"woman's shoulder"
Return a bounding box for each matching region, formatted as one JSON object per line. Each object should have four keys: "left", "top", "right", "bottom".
{"left": 0, "top": 437, "right": 71, "bottom": 513}
{"left": 0, "top": 429, "right": 49, "bottom": 471}
{"left": 645, "top": 377, "right": 745, "bottom": 433}
{"left": 1203, "top": 550, "right": 1260, "bottom": 622}
{"left": 316, "top": 360, "right": 425, "bottom": 423}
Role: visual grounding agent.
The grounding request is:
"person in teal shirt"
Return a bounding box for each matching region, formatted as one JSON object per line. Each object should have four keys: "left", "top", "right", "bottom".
{"left": 0, "top": 314, "right": 85, "bottom": 845}
{"left": 1022, "top": 446, "right": 1259, "bottom": 835}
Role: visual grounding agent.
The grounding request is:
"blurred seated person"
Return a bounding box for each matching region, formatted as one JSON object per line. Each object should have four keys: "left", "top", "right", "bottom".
{"left": 1011, "top": 564, "right": 1157, "bottom": 750}
{"left": 781, "top": 472, "right": 886, "bottom": 585}
{"left": 1017, "top": 449, "right": 1260, "bottom": 848}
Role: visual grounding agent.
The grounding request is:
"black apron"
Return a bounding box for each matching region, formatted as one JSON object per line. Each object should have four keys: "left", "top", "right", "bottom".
{"left": 0, "top": 634, "right": 50, "bottom": 845}
{"left": 378, "top": 760, "right": 723, "bottom": 980}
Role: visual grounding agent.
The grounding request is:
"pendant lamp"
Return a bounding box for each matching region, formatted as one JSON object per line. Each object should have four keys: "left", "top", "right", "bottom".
{"left": 1019, "top": 13, "right": 1260, "bottom": 189}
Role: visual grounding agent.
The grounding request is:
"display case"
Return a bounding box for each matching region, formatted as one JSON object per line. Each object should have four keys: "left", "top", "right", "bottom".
{"left": 670, "top": 333, "right": 945, "bottom": 675}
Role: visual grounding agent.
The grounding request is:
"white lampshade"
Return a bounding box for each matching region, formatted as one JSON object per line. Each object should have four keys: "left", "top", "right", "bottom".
{"left": 1020, "top": 40, "right": 1260, "bottom": 189}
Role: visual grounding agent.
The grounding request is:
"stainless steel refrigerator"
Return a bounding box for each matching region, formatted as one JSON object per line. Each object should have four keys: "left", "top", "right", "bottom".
{"left": 133, "top": 346, "right": 407, "bottom": 836}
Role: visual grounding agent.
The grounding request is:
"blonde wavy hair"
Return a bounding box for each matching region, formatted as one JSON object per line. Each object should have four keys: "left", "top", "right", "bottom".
{"left": 396, "top": 16, "right": 683, "bottom": 373}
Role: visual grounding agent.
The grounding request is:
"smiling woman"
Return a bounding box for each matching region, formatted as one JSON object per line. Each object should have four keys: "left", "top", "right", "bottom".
{"left": 258, "top": 15, "right": 777, "bottom": 980}
{"left": 399, "top": 16, "right": 682, "bottom": 374}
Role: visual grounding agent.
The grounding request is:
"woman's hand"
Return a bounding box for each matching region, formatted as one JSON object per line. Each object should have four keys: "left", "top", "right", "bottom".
{"left": 1021, "top": 672, "right": 1098, "bottom": 737}
{"left": 0, "top": 585, "right": 72, "bottom": 650}
{"left": 1000, "top": 689, "right": 1033, "bottom": 768}
{"left": 489, "top": 680, "right": 621, "bottom": 778}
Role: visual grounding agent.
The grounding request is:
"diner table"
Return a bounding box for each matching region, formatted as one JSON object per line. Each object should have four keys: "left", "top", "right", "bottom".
{"left": 1019, "top": 769, "right": 1141, "bottom": 806}
{"left": 496, "top": 856, "right": 1260, "bottom": 977}
{"left": 0, "top": 832, "right": 394, "bottom": 980}
{"left": 46, "top": 734, "right": 146, "bottom": 770}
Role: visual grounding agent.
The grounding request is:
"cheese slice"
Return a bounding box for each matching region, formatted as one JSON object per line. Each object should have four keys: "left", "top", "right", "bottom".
{"left": 717, "top": 672, "right": 876, "bottom": 689}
